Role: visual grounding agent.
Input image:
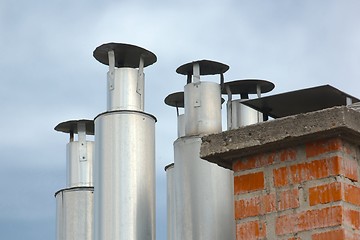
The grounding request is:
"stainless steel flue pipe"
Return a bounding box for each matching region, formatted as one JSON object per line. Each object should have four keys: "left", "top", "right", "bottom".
{"left": 165, "top": 163, "right": 176, "bottom": 240}
{"left": 222, "top": 79, "right": 275, "bottom": 129}
{"left": 172, "top": 60, "right": 235, "bottom": 240}
{"left": 93, "top": 43, "right": 157, "bottom": 240}
{"left": 54, "top": 119, "right": 94, "bottom": 240}
{"left": 164, "top": 91, "right": 186, "bottom": 138}
{"left": 163, "top": 92, "right": 186, "bottom": 240}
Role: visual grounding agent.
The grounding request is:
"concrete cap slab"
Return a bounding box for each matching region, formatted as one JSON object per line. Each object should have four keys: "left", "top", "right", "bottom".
{"left": 200, "top": 106, "right": 360, "bottom": 170}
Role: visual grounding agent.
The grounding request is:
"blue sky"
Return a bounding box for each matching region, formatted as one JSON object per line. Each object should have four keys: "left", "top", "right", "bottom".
{"left": 1, "top": 1, "right": 360, "bottom": 239}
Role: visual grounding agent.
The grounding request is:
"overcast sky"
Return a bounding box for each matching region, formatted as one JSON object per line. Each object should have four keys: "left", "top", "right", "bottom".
{"left": 1, "top": 1, "right": 360, "bottom": 239}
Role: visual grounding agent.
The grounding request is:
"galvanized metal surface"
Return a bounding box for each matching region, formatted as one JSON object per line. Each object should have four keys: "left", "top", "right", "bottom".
{"left": 55, "top": 187, "right": 94, "bottom": 240}
{"left": 228, "top": 99, "right": 262, "bottom": 129}
{"left": 172, "top": 59, "right": 235, "bottom": 239}
{"left": 177, "top": 114, "right": 185, "bottom": 138}
{"left": 106, "top": 67, "right": 144, "bottom": 111}
{"left": 165, "top": 163, "right": 176, "bottom": 240}
{"left": 55, "top": 120, "right": 94, "bottom": 188}
{"left": 173, "top": 137, "right": 235, "bottom": 240}
{"left": 94, "top": 110, "right": 156, "bottom": 240}
{"left": 222, "top": 79, "right": 274, "bottom": 129}
{"left": 164, "top": 92, "right": 185, "bottom": 137}
{"left": 55, "top": 119, "right": 94, "bottom": 240}
{"left": 184, "top": 82, "right": 222, "bottom": 135}
{"left": 66, "top": 141, "right": 94, "bottom": 187}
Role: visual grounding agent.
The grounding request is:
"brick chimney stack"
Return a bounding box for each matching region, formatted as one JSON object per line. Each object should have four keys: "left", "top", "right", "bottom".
{"left": 201, "top": 106, "right": 360, "bottom": 239}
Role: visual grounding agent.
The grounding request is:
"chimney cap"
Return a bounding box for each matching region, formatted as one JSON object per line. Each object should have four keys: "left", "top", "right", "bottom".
{"left": 164, "top": 92, "right": 185, "bottom": 108}
{"left": 54, "top": 119, "right": 94, "bottom": 135}
{"left": 164, "top": 163, "right": 175, "bottom": 171}
{"left": 93, "top": 42, "right": 157, "bottom": 68}
{"left": 221, "top": 79, "right": 275, "bottom": 95}
{"left": 242, "top": 84, "right": 360, "bottom": 119}
{"left": 176, "top": 60, "right": 229, "bottom": 76}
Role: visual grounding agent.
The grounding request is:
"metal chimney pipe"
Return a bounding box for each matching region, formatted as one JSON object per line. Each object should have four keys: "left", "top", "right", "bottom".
{"left": 54, "top": 119, "right": 94, "bottom": 240}
{"left": 165, "top": 163, "right": 176, "bottom": 240}
{"left": 177, "top": 114, "right": 185, "bottom": 138}
{"left": 177, "top": 60, "right": 225, "bottom": 135}
{"left": 222, "top": 79, "right": 275, "bottom": 129}
{"left": 93, "top": 43, "right": 157, "bottom": 240}
{"left": 163, "top": 92, "right": 185, "bottom": 240}
{"left": 164, "top": 91, "right": 185, "bottom": 138}
{"left": 172, "top": 60, "right": 235, "bottom": 240}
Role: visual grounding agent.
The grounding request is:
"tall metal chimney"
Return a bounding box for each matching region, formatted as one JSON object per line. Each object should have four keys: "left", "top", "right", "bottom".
{"left": 164, "top": 163, "right": 176, "bottom": 240}
{"left": 172, "top": 60, "right": 235, "bottom": 240}
{"left": 163, "top": 91, "right": 185, "bottom": 240}
{"left": 54, "top": 119, "right": 94, "bottom": 240}
{"left": 222, "top": 79, "right": 274, "bottom": 129}
{"left": 93, "top": 43, "right": 157, "bottom": 240}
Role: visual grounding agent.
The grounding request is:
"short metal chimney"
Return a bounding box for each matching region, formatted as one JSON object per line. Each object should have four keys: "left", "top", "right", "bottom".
{"left": 223, "top": 79, "right": 275, "bottom": 129}
{"left": 165, "top": 91, "right": 185, "bottom": 138}
{"left": 93, "top": 43, "right": 157, "bottom": 240}
{"left": 171, "top": 60, "right": 235, "bottom": 240}
{"left": 54, "top": 119, "right": 94, "bottom": 240}
{"left": 178, "top": 60, "right": 225, "bottom": 135}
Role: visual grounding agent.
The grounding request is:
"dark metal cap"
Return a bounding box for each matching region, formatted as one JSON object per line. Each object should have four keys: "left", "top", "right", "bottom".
{"left": 176, "top": 60, "right": 229, "bottom": 76}
{"left": 164, "top": 163, "right": 175, "bottom": 171}
{"left": 221, "top": 79, "right": 275, "bottom": 95}
{"left": 164, "top": 92, "right": 185, "bottom": 108}
{"left": 93, "top": 42, "right": 157, "bottom": 68}
{"left": 242, "top": 85, "right": 360, "bottom": 119}
{"left": 54, "top": 119, "right": 94, "bottom": 135}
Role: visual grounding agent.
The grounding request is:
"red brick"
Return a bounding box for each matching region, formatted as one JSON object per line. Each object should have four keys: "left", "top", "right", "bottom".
{"left": 344, "top": 209, "right": 360, "bottom": 230}
{"left": 276, "top": 212, "right": 297, "bottom": 235}
{"left": 309, "top": 182, "right": 360, "bottom": 207}
{"left": 233, "top": 152, "right": 275, "bottom": 171}
{"left": 312, "top": 227, "right": 360, "bottom": 240}
{"left": 344, "top": 184, "right": 360, "bottom": 206}
{"left": 288, "top": 156, "right": 358, "bottom": 184}
{"left": 234, "top": 172, "right": 265, "bottom": 194}
{"left": 312, "top": 228, "right": 345, "bottom": 240}
{"left": 273, "top": 156, "right": 358, "bottom": 187}
{"left": 339, "top": 157, "right": 358, "bottom": 181}
{"left": 280, "top": 148, "right": 297, "bottom": 162}
{"left": 235, "top": 197, "right": 261, "bottom": 219}
{"left": 305, "top": 138, "right": 343, "bottom": 158}
{"left": 273, "top": 167, "right": 290, "bottom": 187}
{"left": 263, "top": 194, "right": 276, "bottom": 213}
{"left": 309, "top": 182, "right": 342, "bottom": 206}
{"left": 236, "top": 220, "right": 266, "bottom": 240}
{"left": 297, "top": 206, "right": 342, "bottom": 231}
{"left": 235, "top": 194, "right": 276, "bottom": 219}
{"left": 278, "top": 189, "right": 300, "bottom": 211}
{"left": 276, "top": 206, "right": 343, "bottom": 235}
{"left": 290, "top": 158, "right": 333, "bottom": 184}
